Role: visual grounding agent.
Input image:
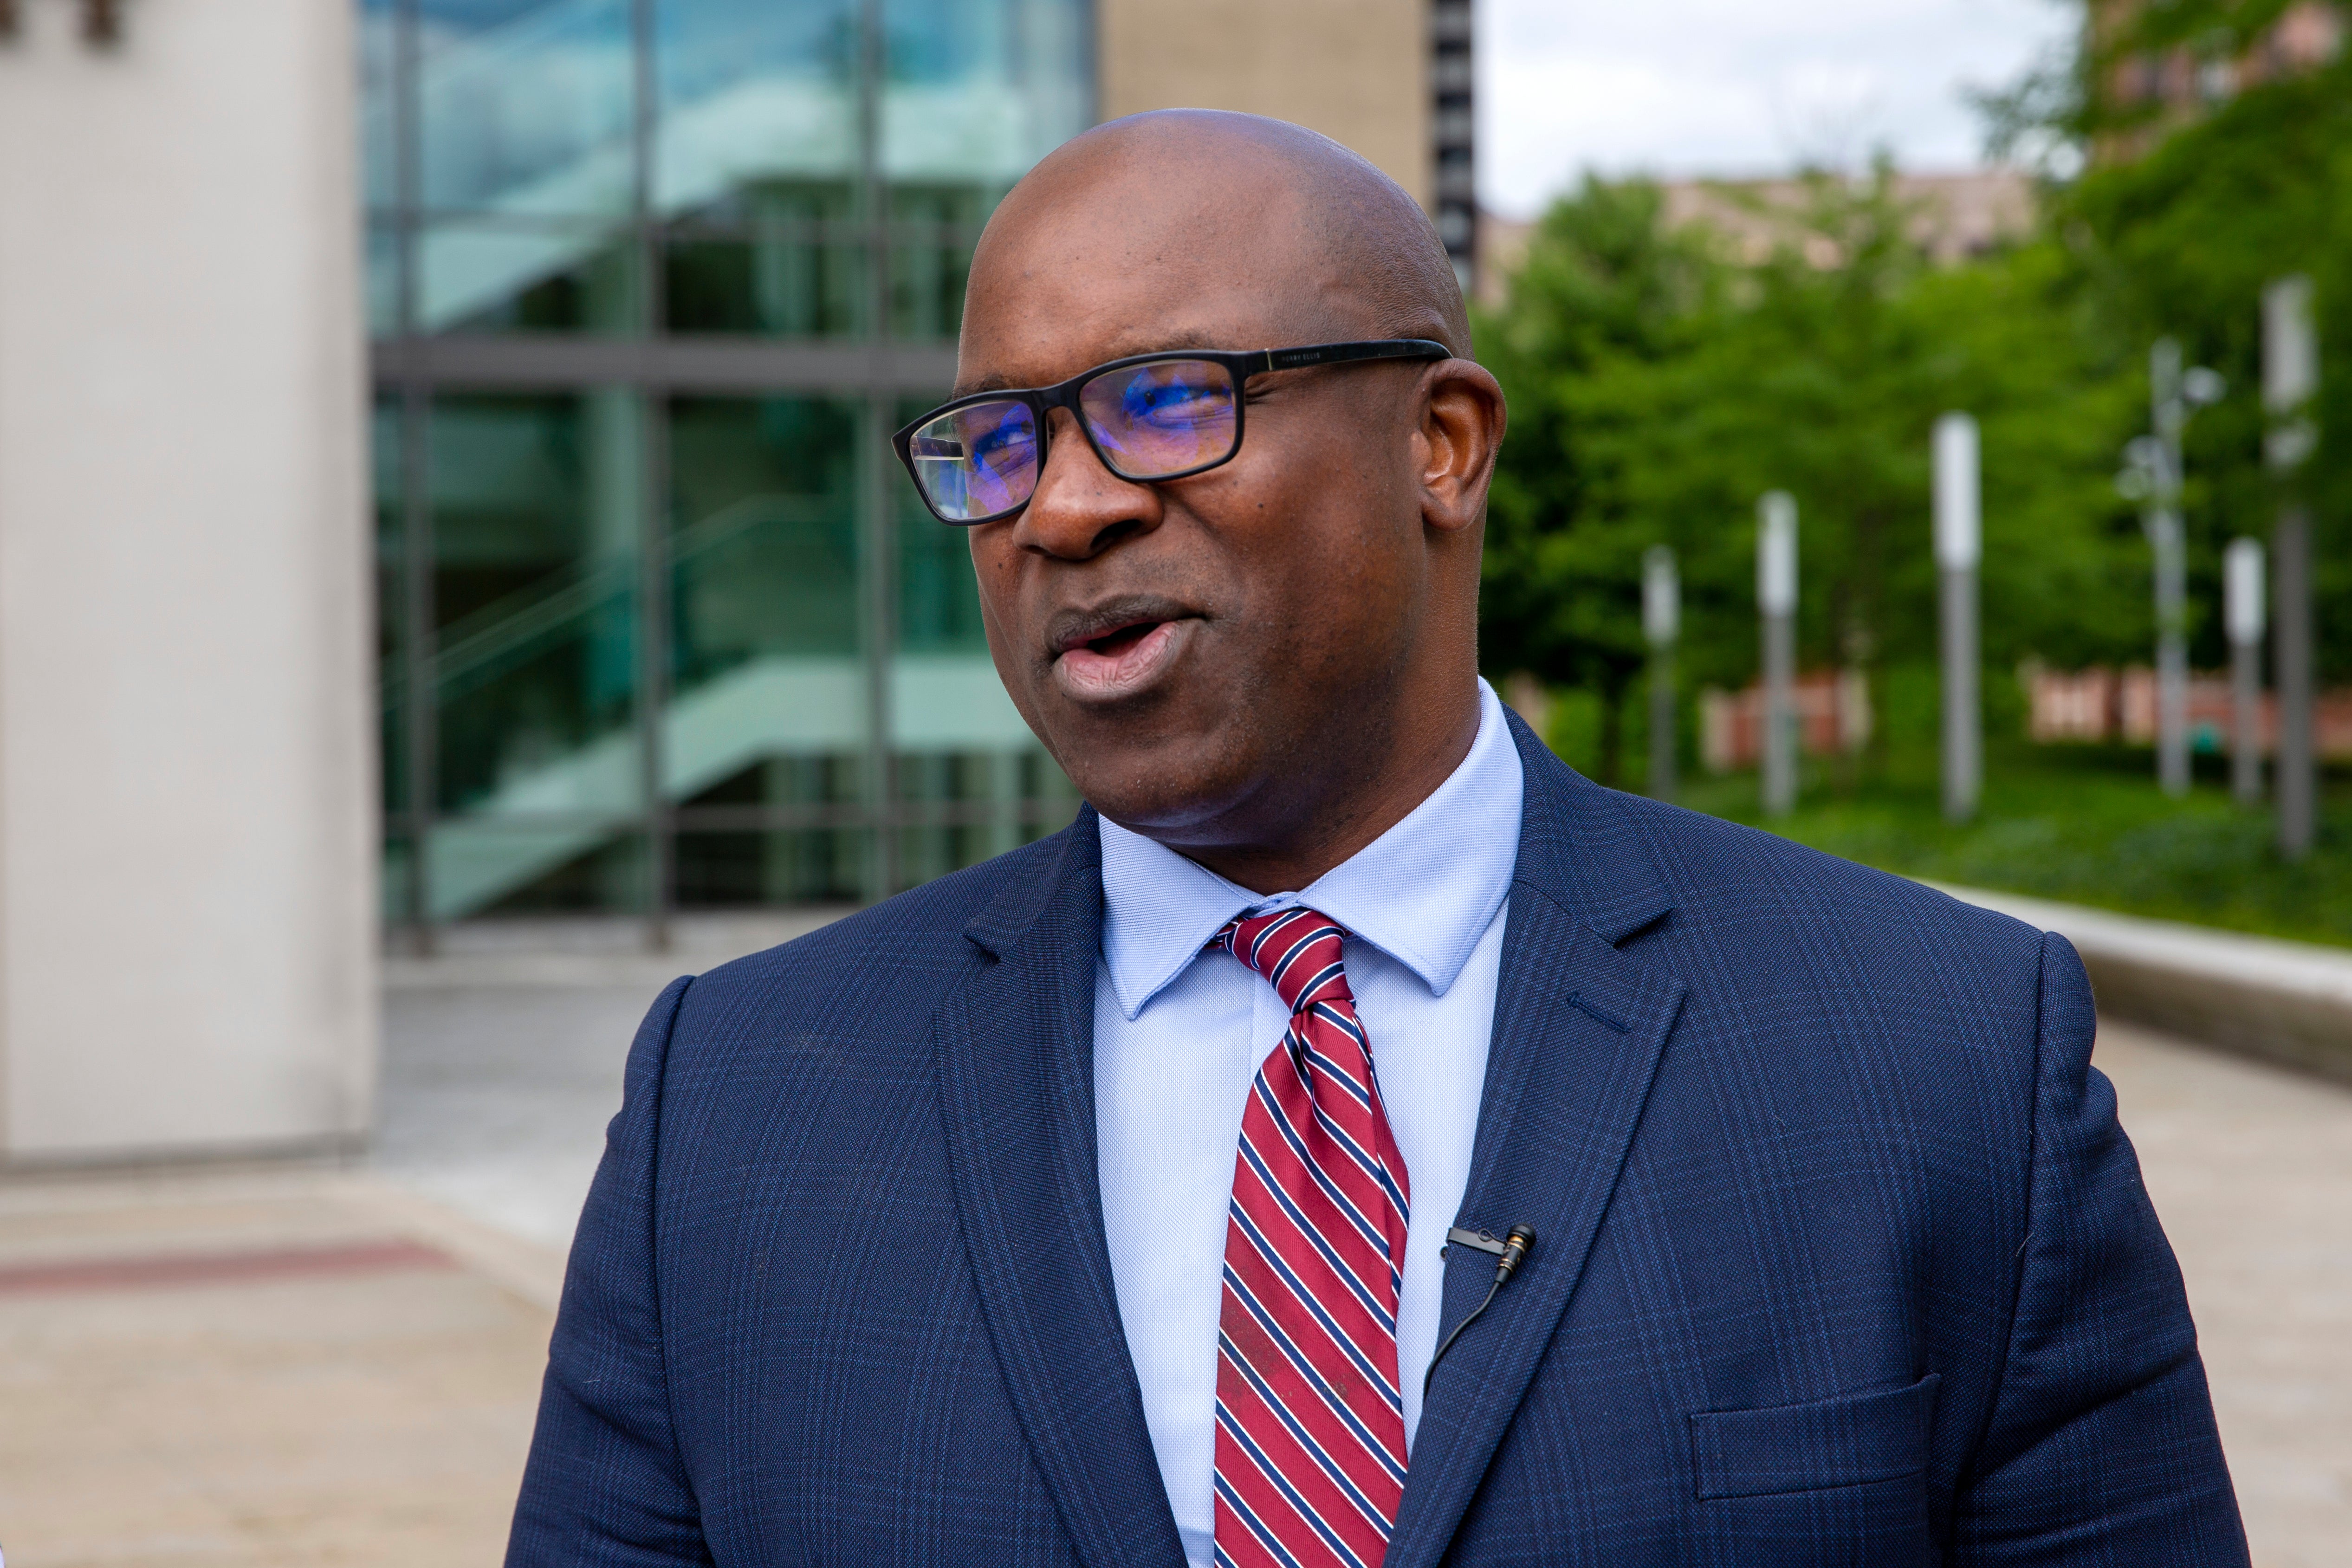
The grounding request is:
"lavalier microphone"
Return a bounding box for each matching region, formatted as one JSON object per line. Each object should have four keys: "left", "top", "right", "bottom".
{"left": 1424, "top": 1223, "right": 1537, "bottom": 1394}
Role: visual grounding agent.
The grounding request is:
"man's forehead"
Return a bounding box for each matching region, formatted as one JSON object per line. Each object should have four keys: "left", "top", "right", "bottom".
{"left": 955, "top": 209, "right": 1341, "bottom": 395}
{"left": 952, "top": 110, "right": 1465, "bottom": 393}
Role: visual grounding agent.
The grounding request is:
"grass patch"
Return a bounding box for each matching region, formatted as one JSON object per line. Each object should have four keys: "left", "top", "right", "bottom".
{"left": 1675, "top": 737, "right": 2352, "bottom": 950}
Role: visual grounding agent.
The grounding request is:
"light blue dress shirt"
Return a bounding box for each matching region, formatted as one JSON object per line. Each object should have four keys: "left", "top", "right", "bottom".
{"left": 1093, "top": 678, "right": 1525, "bottom": 1567}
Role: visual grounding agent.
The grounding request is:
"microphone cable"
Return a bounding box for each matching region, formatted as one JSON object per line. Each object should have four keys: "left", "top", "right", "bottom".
{"left": 1423, "top": 1223, "right": 1535, "bottom": 1397}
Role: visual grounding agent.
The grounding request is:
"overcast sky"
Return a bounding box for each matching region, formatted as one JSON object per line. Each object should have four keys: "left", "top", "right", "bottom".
{"left": 1479, "top": 0, "right": 2078, "bottom": 216}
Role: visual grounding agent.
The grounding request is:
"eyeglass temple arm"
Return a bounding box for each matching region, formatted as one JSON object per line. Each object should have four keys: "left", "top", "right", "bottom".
{"left": 1259, "top": 339, "right": 1454, "bottom": 374}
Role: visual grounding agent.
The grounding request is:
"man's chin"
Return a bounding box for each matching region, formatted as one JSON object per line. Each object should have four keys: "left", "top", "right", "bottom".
{"left": 1060, "top": 741, "right": 1261, "bottom": 844}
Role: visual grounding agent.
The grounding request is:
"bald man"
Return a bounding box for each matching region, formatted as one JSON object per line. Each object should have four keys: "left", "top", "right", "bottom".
{"left": 508, "top": 114, "right": 2245, "bottom": 1567}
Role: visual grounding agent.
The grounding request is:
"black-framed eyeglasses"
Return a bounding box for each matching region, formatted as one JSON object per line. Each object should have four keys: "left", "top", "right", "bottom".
{"left": 891, "top": 338, "right": 1453, "bottom": 526}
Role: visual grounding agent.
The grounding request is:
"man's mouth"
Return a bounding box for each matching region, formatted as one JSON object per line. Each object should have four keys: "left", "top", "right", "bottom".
{"left": 1072, "top": 620, "right": 1159, "bottom": 657}
{"left": 1049, "top": 609, "right": 1199, "bottom": 703}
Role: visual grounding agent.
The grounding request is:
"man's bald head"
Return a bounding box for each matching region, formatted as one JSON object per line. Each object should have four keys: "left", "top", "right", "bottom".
{"left": 965, "top": 110, "right": 1471, "bottom": 377}
{"left": 951, "top": 110, "right": 1505, "bottom": 894}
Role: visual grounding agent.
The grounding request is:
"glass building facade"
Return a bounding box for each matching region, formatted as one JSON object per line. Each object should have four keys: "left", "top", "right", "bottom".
{"left": 363, "top": 0, "right": 1092, "bottom": 933}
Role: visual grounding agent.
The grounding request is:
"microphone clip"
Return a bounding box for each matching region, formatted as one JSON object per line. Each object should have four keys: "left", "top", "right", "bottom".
{"left": 1426, "top": 1222, "right": 1537, "bottom": 1394}
{"left": 1445, "top": 1223, "right": 1536, "bottom": 1283}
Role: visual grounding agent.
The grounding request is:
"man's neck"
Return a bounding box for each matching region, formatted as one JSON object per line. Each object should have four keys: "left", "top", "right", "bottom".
{"left": 1155, "top": 687, "right": 1485, "bottom": 896}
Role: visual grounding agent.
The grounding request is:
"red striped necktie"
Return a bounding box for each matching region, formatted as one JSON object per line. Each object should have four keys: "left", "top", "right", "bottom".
{"left": 1212, "top": 907, "right": 1412, "bottom": 1568}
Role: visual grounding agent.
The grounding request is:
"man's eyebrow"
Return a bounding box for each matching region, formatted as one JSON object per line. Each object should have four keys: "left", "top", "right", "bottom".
{"left": 951, "top": 337, "right": 1262, "bottom": 399}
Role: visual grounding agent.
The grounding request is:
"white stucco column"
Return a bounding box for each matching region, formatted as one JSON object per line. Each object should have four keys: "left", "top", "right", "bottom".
{"left": 0, "top": 0, "right": 375, "bottom": 1161}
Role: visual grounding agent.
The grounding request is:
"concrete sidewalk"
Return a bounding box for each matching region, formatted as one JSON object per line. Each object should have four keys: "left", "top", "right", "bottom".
{"left": 2100, "top": 1021, "right": 2352, "bottom": 1568}
{"left": 0, "top": 1166, "right": 564, "bottom": 1567}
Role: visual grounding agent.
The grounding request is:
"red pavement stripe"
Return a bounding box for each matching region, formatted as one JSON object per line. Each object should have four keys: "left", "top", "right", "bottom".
{"left": 0, "top": 1238, "right": 456, "bottom": 1296}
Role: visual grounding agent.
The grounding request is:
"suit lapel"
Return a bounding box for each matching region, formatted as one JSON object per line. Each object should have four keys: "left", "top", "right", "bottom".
{"left": 934, "top": 814, "right": 1190, "bottom": 1568}
{"left": 1385, "top": 715, "right": 1688, "bottom": 1568}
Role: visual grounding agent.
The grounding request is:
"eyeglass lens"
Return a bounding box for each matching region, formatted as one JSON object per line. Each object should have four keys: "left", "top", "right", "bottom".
{"left": 907, "top": 400, "right": 1041, "bottom": 522}
{"left": 907, "top": 359, "right": 1239, "bottom": 522}
{"left": 1078, "top": 360, "right": 1238, "bottom": 480}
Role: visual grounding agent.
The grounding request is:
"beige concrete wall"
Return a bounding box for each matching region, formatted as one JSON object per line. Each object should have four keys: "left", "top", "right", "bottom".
{"left": 0, "top": 0, "right": 376, "bottom": 1160}
{"left": 1098, "top": 0, "right": 1432, "bottom": 210}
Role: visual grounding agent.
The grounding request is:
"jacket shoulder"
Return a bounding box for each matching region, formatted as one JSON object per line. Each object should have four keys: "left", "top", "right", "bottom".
{"left": 677, "top": 827, "right": 1077, "bottom": 1044}
{"left": 1607, "top": 789, "right": 2046, "bottom": 966}
{"left": 1545, "top": 782, "right": 2061, "bottom": 1068}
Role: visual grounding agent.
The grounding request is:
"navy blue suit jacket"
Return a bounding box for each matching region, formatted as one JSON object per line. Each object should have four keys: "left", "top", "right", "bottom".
{"left": 510, "top": 715, "right": 2246, "bottom": 1565}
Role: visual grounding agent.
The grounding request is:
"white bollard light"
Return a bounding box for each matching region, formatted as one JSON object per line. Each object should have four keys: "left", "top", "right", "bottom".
{"left": 1644, "top": 545, "right": 1679, "bottom": 803}
{"left": 2265, "top": 275, "right": 2317, "bottom": 855}
{"left": 1933, "top": 413, "right": 1982, "bottom": 823}
{"left": 1757, "top": 492, "right": 1798, "bottom": 815}
{"left": 2226, "top": 537, "right": 2267, "bottom": 805}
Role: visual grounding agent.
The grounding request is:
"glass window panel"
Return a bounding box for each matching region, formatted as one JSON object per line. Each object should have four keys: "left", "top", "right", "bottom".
{"left": 416, "top": 217, "right": 640, "bottom": 334}
{"left": 881, "top": 0, "right": 1089, "bottom": 191}
{"left": 362, "top": 0, "right": 407, "bottom": 335}
{"left": 671, "top": 751, "right": 868, "bottom": 907}
{"left": 673, "top": 752, "right": 868, "bottom": 909}
{"left": 665, "top": 397, "right": 867, "bottom": 902}
{"left": 368, "top": 220, "right": 407, "bottom": 336}
{"left": 427, "top": 827, "right": 650, "bottom": 918}
{"left": 653, "top": 0, "right": 862, "bottom": 219}
{"left": 675, "top": 827, "right": 869, "bottom": 907}
{"left": 883, "top": 232, "right": 967, "bottom": 340}
{"left": 894, "top": 524, "right": 985, "bottom": 651}
{"left": 894, "top": 750, "right": 998, "bottom": 889}
{"left": 885, "top": 734, "right": 1066, "bottom": 852}
{"left": 888, "top": 708, "right": 1064, "bottom": 877}
{"left": 417, "top": 0, "right": 637, "bottom": 219}
{"left": 429, "top": 391, "right": 644, "bottom": 922}
{"left": 1021, "top": 748, "right": 1081, "bottom": 820}
{"left": 674, "top": 749, "right": 864, "bottom": 819}
{"left": 666, "top": 235, "right": 866, "bottom": 337}
{"left": 889, "top": 747, "right": 1074, "bottom": 886}
{"left": 664, "top": 183, "right": 865, "bottom": 337}
{"left": 885, "top": 185, "right": 987, "bottom": 341}
{"left": 375, "top": 396, "right": 411, "bottom": 818}
{"left": 668, "top": 395, "right": 863, "bottom": 663}
{"left": 360, "top": 0, "right": 402, "bottom": 214}
{"left": 382, "top": 834, "right": 417, "bottom": 927}
{"left": 880, "top": 2, "right": 1088, "bottom": 340}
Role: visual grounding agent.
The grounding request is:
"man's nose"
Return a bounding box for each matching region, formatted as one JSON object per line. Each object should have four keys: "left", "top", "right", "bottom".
{"left": 1011, "top": 407, "right": 1161, "bottom": 560}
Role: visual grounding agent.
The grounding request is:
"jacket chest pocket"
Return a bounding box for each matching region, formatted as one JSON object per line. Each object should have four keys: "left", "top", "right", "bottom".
{"left": 1685, "top": 1374, "right": 1940, "bottom": 1565}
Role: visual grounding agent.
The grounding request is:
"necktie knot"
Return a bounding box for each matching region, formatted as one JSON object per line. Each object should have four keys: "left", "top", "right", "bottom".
{"left": 1218, "top": 906, "right": 1354, "bottom": 1015}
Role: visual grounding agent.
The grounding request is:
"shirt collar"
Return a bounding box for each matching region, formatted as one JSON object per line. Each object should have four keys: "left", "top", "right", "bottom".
{"left": 1098, "top": 679, "right": 1525, "bottom": 1021}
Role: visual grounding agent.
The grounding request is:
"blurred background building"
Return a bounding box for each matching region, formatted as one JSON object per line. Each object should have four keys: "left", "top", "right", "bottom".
{"left": 1477, "top": 167, "right": 2035, "bottom": 306}
{"left": 0, "top": 0, "right": 1469, "bottom": 1165}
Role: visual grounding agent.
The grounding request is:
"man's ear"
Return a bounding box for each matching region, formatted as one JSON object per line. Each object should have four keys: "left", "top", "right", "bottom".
{"left": 1416, "top": 361, "right": 1506, "bottom": 534}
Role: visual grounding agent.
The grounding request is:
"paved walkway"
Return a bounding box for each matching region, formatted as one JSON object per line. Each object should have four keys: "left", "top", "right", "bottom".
{"left": 0, "top": 967, "right": 2346, "bottom": 1564}
{"left": 2095, "top": 1020, "right": 2352, "bottom": 1568}
{"left": 0, "top": 1168, "right": 561, "bottom": 1567}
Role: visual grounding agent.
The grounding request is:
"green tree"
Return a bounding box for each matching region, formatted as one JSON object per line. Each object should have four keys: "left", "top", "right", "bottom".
{"left": 1987, "top": 0, "right": 2352, "bottom": 677}
{"left": 1482, "top": 165, "right": 2150, "bottom": 789}
{"left": 1475, "top": 177, "right": 1719, "bottom": 787}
